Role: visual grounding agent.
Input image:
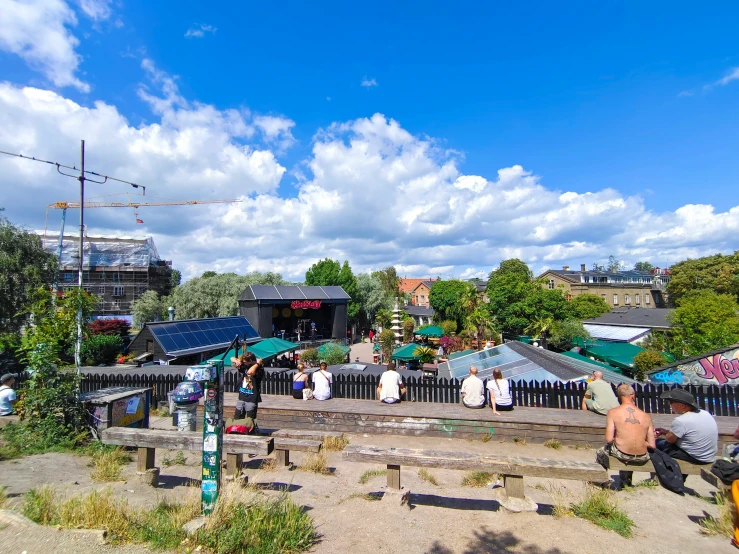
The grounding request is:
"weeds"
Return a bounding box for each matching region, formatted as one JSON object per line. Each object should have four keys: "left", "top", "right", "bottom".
{"left": 0, "top": 421, "right": 87, "bottom": 460}
{"left": 571, "top": 487, "right": 634, "bottom": 537}
{"left": 161, "top": 450, "right": 187, "bottom": 467}
{"left": 260, "top": 457, "right": 278, "bottom": 472}
{"left": 513, "top": 436, "right": 527, "bottom": 446}
{"left": 323, "top": 435, "right": 349, "bottom": 451}
{"left": 299, "top": 453, "right": 332, "bottom": 475}
{"left": 544, "top": 438, "right": 562, "bottom": 450}
{"left": 340, "top": 492, "right": 382, "bottom": 503}
{"left": 548, "top": 484, "right": 573, "bottom": 518}
{"left": 359, "top": 468, "right": 387, "bottom": 484}
{"left": 418, "top": 469, "right": 439, "bottom": 486}
{"left": 0, "top": 486, "right": 8, "bottom": 509}
{"left": 480, "top": 431, "right": 494, "bottom": 443}
{"left": 462, "top": 471, "right": 497, "bottom": 488}
{"left": 634, "top": 478, "right": 659, "bottom": 489}
{"left": 699, "top": 492, "right": 734, "bottom": 538}
{"left": 90, "top": 447, "right": 130, "bottom": 482}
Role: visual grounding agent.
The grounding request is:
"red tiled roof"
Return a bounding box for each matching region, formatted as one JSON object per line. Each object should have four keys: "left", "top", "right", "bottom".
{"left": 399, "top": 278, "right": 436, "bottom": 294}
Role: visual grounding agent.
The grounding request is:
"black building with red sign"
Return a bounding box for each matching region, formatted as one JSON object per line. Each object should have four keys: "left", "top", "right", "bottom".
{"left": 237, "top": 285, "right": 350, "bottom": 341}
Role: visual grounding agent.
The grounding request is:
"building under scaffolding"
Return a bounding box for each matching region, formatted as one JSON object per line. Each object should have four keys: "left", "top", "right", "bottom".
{"left": 39, "top": 233, "right": 173, "bottom": 317}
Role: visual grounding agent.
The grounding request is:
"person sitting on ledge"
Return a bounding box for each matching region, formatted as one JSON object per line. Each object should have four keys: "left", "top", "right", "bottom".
{"left": 596, "top": 384, "right": 655, "bottom": 487}
{"left": 311, "top": 361, "right": 333, "bottom": 401}
{"left": 460, "top": 366, "right": 485, "bottom": 409}
{"left": 581, "top": 371, "right": 619, "bottom": 415}
{"left": 654, "top": 388, "right": 718, "bottom": 466}
{"left": 377, "top": 362, "right": 406, "bottom": 404}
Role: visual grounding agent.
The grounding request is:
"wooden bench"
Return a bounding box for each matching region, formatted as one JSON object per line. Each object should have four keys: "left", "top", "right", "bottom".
{"left": 101, "top": 427, "right": 273, "bottom": 484}
{"left": 607, "top": 456, "right": 712, "bottom": 476}
{"left": 258, "top": 429, "right": 343, "bottom": 466}
{"left": 342, "top": 444, "right": 609, "bottom": 508}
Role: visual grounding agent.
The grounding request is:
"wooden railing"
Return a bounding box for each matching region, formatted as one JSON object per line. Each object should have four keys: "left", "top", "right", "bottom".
{"left": 78, "top": 372, "right": 739, "bottom": 417}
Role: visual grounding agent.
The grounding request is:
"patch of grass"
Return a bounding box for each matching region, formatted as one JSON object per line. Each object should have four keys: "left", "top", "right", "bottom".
{"left": 0, "top": 421, "right": 87, "bottom": 460}
{"left": 161, "top": 450, "right": 187, "bottom": 467}
{"left": 418, "top": 469, "right": 439, "bottom": 486}
{"left": 359, "top": 468, "right": 387, "bottom": 484}
{"left": 340, "top": 492, "right": 382, "bottom": 503}
{"left": 544, "top": 438, "right": 562, "bottom": 450}
{"left": 634, "top": 478, "right": 659, "bottom": 489}
{"left": 90, "top": 447, "right": 130, "bottom": 482}
{"left": 571, "top": 487, "right": 634, "bottom": 538}
{"left": 0, "top": 486, "right": 6, "bottom": 509}
{"left": 480, "top": 431, "right": 494, "bottom": 443}
{"left": 548, "top": 484, "right": 573, "bottom": 518}
{"left": 323, "top": 435, "right": 349, "bottom": 451}
{"left": 699, "top": 492, "right": 734, "bottom": 538}
{"left": 462, "top": 471, "right": 497, "bottom": 488}
{"left": 299, "top": 453, "right": 332, "bottom": 475}
{"left": 512, "top": 436, "right": 527, "bottom": 445}
{"left": 260, "top": 457, "right": 278, "bottom": 472}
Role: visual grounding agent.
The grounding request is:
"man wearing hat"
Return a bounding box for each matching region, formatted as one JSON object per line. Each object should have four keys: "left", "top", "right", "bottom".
{"left": 654, "top": 388, "right": 718, "bottom": 464}
{"left": 311, "top": 361, "right": 333, "bottom": 401}
{"left": 0, "top": 373, "right": 18, "bottom": 416}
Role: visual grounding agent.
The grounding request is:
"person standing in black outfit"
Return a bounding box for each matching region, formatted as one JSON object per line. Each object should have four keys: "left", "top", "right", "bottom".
{"left": 235, "top": 352, "right": 265, "bottom": 421}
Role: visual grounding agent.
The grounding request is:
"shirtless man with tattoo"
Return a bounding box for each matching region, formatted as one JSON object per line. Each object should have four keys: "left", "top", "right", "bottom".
{"left": 596, "top": 384, "right": 656, "bottom": 487}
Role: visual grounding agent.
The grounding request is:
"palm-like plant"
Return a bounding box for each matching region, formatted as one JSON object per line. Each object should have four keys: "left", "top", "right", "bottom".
{"left": 524, "top": 316, "right": 554, "bottom": 341}
{"left": 466, "top": 307, "right": 498, "bottom": 347}
{"left": 413, "top": 346, "right": 437, "bottom": 364}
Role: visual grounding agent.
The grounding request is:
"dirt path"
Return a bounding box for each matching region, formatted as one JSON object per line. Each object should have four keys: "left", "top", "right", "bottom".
{"left": 0, "top": 433, "right": 734, "bottom": 554}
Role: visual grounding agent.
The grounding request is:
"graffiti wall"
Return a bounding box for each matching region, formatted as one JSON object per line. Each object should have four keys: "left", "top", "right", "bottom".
{"left": 650, "top": 347, "right": 739, "bottom": 386}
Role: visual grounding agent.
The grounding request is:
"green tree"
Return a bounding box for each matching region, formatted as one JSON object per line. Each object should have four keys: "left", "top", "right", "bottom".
{"left": 667, "top": 290, "right": 739, "bottom": 358}
{"left": 372, "top": 267, "right": 400, "bottom": 298}
{"left": 131, "top": 290, "right": 166, "bottom": 328}
{"left": 402, "top": 317, "right": 415, "bottom": 342}
{"left": 548, "top": 319, "right": 591, "bottom": 351}
{"left": 305, "top": 259, "right": 341, "bottom": 286}
{"left": 524, "top": 316, "right": 554, "bottom": 341}
{"left": 633, "top": 350, "right": 668, "bottom": 382}
{"left": 201, "top": 271, "right": 217, "bottom": 279}
{"left": 321, "top": 342, "right": 348, "bottom": 365}
{"left": 440, "top": 320, "right": 457, "bottom": 337}
{"left": 607, "top": 255, "right": 622, "bottom": 272}
{"left": 375, "top": 309, "right": 392, "bottom": 330}
{"left": 465, "top": 307, "right": 497, "bottom": 346}
{"left": 356, "top": 273, "right": 391, "bottom": 327}
{"left": 0, "top": 213, "right": 58, "bottom": 333}
{"left": 378, "top": 329, "right": 396, "bottom": 360}
{"left": 667, "top": 252, "right": 739, "bottom": 304}
{"left": 80, "top": 334, "right": 123, "bottom": 366}
{"left": 337, "top": 261, "right": 360, "bottom": 322}
{"left": 429, "top": 280, "right": 476, "bottom": 327}
{"left": 571, "top": 294, "right": 611, "bottom": 319}
{"left": 634, "top": 261, "right": 654, "bottom": 272}
{"left": 170, "top": 269, "right": 182, "bottom": 288}
{"left": 486, "top": 259, "right": 538, "bottom": 335}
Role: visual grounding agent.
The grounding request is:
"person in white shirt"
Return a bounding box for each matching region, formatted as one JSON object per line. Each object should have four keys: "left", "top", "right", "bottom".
{"left": 0, "top": 373, "right": 18, "bottom": 416}
{"left": 486, "top": 367, "right": 513, "bottom": 415}
{"left": 311, "top": 362, "right": 333, "bottom": 401}
{"left": 377, "top": 362, "right": 406, "bottom": 404}
{"left": 460, "top": 366, "right": 485, "bottom": 408}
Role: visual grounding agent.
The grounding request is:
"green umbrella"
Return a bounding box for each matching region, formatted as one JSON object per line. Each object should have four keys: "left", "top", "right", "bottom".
{"left": 414, "top": 325, "right": 443, "bottom": 337}
{"left": 207, "top": 337, "right": 298, "bottom": 364}
{"left": 391, "top": 342, "right": 425, "bottom": 361}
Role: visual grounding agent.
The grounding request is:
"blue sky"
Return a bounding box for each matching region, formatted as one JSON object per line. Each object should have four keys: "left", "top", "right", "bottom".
{"left": 1, "top": 1, "right": 738, "bottom": 281}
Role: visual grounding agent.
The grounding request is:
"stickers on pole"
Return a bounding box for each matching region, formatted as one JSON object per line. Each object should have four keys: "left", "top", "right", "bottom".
{"left": 200, "top": 358, "right": 224, "bottom": 515}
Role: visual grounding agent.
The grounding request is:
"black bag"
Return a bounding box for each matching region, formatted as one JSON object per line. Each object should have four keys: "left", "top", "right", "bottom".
{"left": 649, "top": 449, "right": 684, "bottom": 495}
{"left": 711, "top": 459, "right": 739, "bottom": 485}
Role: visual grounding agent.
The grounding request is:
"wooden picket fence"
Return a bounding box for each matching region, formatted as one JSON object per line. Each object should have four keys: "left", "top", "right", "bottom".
{"left": 78, "top": 372, "right": 739, "bottom": 417}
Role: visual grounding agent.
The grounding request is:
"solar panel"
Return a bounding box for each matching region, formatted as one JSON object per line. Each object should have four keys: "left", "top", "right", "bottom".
{"left": 149, "top": 316, "right": 259, "bottom": 353}
{"left": 275, "top": 285, "right": 305, "bottom": 300}
{"left": 298, "top": 286, "right": 329, "bottom": 299}
{"left": 321, "top": 286, "right": 351, "bottom": 299}
{"left": 250, "top": 285, "right": 282, "bottom": 299}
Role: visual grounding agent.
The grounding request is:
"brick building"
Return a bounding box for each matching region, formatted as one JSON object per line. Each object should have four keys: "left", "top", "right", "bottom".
{"left": 41, "top": 233, "right": 173, "bottom": 317}
{"left": 398, "top": 278, "right": 438, "bottom": 306}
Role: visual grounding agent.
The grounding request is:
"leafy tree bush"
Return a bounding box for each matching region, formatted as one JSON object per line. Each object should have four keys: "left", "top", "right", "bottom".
{"left": 634, "top": 261, "right": 654, "bottom": 272}
{"left": 413, "top": 346, "right": 436, "bottom": 364}
{"left": 667, "top": 290, "right": 739, "bottom": 358}
{"left": 355, "top": 273, "right": 392, "bottom": 328}
{"left": 378, "top": 329, "right": 396, "bottom": 360}
{"left": 320, "top": 343, "right": 347, "bottom": 366}
{"left": 667, "top": 252, "right": 739, "bottom": 304}
{"left": 88, "top": 318, "right": 131, "bottom": 338}
{"left": 440, "top": 320, "right": 457, "bottom": 336}
{"left": 429, "top": 280, "right": 476, "bottom": 327}
{"left": 549, "top": 319, "right": 591, "bottom": 351}
{"left": 571, "top": 294, "right": 611, "bottom": 319}
{"left": 131, "top": 290, "right": 166, "bottom": 328}
{"left": 633, "top": 350, "right": 668, "bottom": 382}
{"left": 80, "top": 335, "right": 123, "bottom": 366}
{"left": 375, "top": 309, "right": 392, "bottom": 330}
{"left": 438, "top": 335, "right": 455, "bottom": 353}
{"left": 402, "top": 318, "right": 414, "bottom": 342}
{"left": 305, "top": 259, "right": 360, "bottom": 322}
{"left": 299, "top": 348, "right": 319, "bottom": 366}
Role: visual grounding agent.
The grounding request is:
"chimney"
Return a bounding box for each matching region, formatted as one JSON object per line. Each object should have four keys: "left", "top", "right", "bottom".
{"left": 562, "top": 265, "right": 569, "bottom": 271}
{"left": 580, "top": 264, "right": 586, "bottom": 272}
{"left": 168, "top": 306, "right": 175, "bottom": 321}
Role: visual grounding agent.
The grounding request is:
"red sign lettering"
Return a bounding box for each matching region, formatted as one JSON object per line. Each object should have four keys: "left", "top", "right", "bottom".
{"left": 291, "top": 300, "right": 322, "bottom": 309}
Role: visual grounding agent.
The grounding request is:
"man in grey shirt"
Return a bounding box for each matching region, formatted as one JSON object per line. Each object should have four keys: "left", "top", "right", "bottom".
{"left": 581, "top": 371, "right": 619, "bottom": 415}
{"left": 654, "top": 388, "right": 718, "bottom": 464}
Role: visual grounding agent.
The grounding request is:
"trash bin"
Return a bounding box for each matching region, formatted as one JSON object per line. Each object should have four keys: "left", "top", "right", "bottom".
{"left": 81, "top": 387, "right": 151, "bottom": 437}
{"left": 171, "top": 381, "right": 203, "bottom": 432}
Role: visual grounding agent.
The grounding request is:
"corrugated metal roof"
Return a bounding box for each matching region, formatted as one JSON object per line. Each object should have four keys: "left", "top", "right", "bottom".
{"left": 583, "top": 324, "right": 651, "bottom": 342}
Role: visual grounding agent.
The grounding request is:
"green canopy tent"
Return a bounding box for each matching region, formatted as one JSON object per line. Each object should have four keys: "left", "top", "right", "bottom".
{"left": 414, "top": 326, "right": 443, "bottom": 338}
{"left": 391, "top": 342, "right": 425, "bottom": 362}
{"left": 573, "top": 338, "right": 644, "bottom": 371}
{"left": 208, "top": 337, "right": 299, "bottom": 364}
{"left": 560, "top": 351, "right": 621, "bottom": 373}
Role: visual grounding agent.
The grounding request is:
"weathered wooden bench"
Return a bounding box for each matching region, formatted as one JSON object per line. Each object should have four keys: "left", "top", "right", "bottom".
{"left": 607, "top": 456, "right": 714, "bottom": 477}
{"left": 258, "top": 429, "right": 343, "bottom": 466}
{"left": 101, "top": 427, "right": 273, "bottom": 484}
{"left": 342, "top": 444, "right": 609, "bottom": 510}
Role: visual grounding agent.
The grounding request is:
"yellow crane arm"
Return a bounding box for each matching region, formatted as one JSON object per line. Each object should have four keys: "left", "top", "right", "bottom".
{"left": 49, "top": 199, "right": 241, "bottom": 209}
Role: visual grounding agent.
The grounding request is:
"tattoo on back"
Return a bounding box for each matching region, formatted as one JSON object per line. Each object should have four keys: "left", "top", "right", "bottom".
{"left": 625, "top": 406, "right": 641, "bottom": 424}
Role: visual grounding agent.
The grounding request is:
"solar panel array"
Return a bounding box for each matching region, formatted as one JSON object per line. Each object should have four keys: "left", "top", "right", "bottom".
{"left": 149, "top": 316, "right": 259, "bottom": 354}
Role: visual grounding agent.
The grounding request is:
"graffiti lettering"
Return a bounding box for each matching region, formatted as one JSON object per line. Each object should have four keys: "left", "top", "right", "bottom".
{"left": 652, "top": 370, "right": 685, "bottom": 385}
{"left": 697, "top": 354, "right": 739, "bottom": 385}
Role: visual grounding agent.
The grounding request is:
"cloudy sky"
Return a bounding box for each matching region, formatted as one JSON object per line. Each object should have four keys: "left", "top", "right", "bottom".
{"left": 1, "top": 1, "right": 738, "bottom": 282}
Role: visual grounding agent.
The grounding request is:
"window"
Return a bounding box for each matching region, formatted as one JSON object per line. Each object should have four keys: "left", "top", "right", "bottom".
{"left": 601, "top": 294, "right": 606, "bottom": 300}
{"left": 548, "top": 279, "right": 555, "bottom": 290}
{"left": 613, "top": 294, "right": 619, "bottom": 305}
{"left": 625, "top": 294, "right": 631, "bottom": 305}
{"left": 98, "top": 285, "right": 105, "bottom": 295}
{"left": 420, "top": 295, "right": 425, "bottom": 302}
{"left": 635, "top": 294, "right": 640, "bottom": 305}
{"left": 146, "top": 340, "right": 153, "bottom": 353}
{"left": 112, "top": 286, "right": 124, "bottom": 297}
{"left": 645, "top": 294, "right": 650, "bottom": 305}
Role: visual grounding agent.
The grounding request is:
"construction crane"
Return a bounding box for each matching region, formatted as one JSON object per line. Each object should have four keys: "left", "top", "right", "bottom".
{"left": 46, "top": 197, "right": 242, "bottom": 279}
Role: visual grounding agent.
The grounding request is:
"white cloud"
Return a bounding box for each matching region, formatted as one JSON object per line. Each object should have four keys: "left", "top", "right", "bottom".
{"left": 361, "top": 77, "right": 378, "bottom": 88}
{"left": 253, "top": 115, "right": 296, "bottom": 150}
{"left": 0, "top": 0, "right": 89, "bottom": 92}
{"left": 185, "top": 24, "right": 217, "bottom": 38}
{"left": 716, "top": 67, "right": 739, "bottom": 86}
{"left": 76, "top": 0, "right": 112, "bottom": 20}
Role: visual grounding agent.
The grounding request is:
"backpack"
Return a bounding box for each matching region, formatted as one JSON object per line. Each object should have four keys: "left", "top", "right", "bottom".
{"left": 649, "top": 449, "right": 684, "bottom": 495}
